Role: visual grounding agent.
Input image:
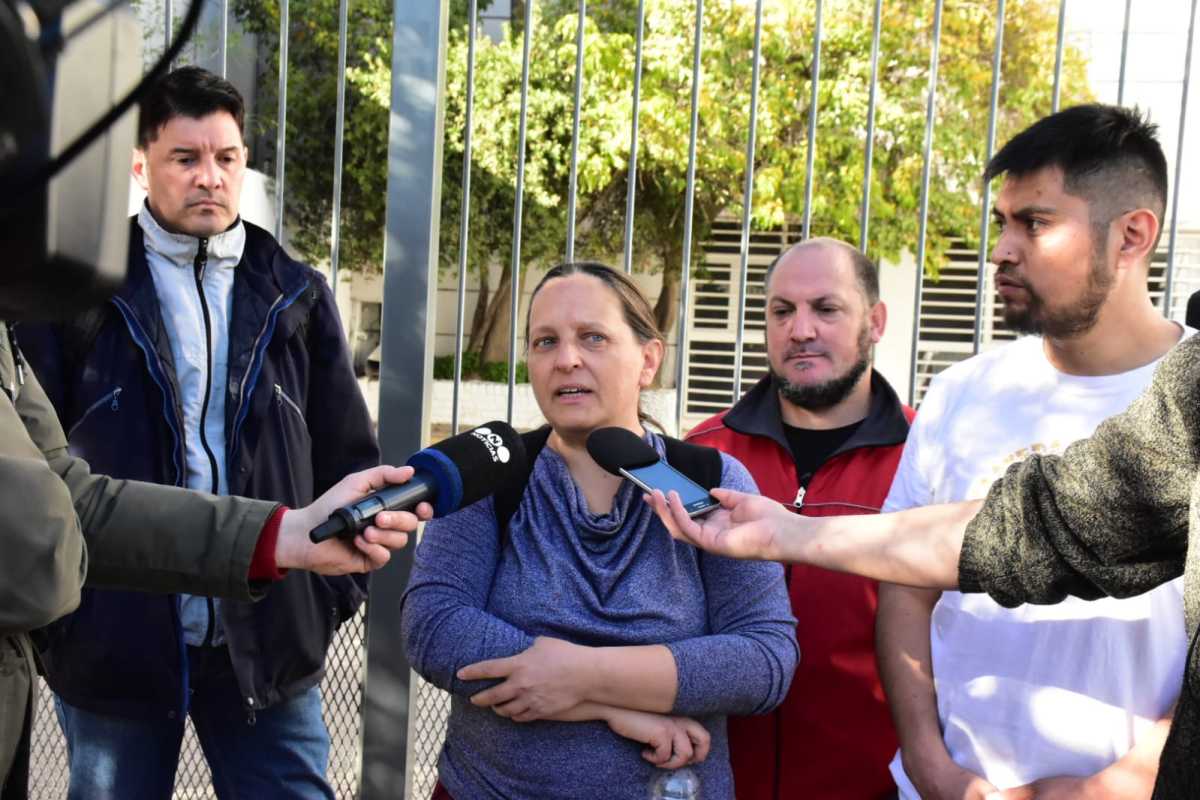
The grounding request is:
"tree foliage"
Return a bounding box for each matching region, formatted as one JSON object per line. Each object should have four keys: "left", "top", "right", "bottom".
{"left": 233, "top": 0, "right": 1091, "bottom": 359}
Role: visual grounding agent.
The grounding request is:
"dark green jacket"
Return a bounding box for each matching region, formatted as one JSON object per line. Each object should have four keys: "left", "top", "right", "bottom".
{"left": 0, "top": 321, "right": 275, "bottom": 799}
{"left": 960, "top": 331, "right": 1200, "bottom": 800}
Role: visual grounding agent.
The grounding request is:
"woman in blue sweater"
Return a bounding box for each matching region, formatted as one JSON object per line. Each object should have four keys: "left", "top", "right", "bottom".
{"left": 401, "top": 262, "right": 798, "bottom": 799}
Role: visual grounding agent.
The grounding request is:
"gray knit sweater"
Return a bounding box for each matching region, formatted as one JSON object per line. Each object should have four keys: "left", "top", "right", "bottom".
{"left": 401, "top": 435, "right": 798, "bottom": 800}
{"left": 959, "top": 332, "right": 1200, "bottom": 799}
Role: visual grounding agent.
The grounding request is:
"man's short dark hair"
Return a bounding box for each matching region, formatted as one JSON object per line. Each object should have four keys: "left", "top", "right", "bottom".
{"left": 137, "top": 66, "right": 246, "bottom": 149}
{"left": 764, "top": 238, "right": 880, "bottom": 305}
{"left": 985, "top": 104, "right": 1168, "bottom": 246}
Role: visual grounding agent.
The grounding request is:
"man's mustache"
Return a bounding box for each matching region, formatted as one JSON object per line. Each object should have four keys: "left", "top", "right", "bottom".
{"left": 782, "top": 347, "right": 828, "bottom": 360}
{"left": 995, "top": 263, "right": 1028, "bottom": 288}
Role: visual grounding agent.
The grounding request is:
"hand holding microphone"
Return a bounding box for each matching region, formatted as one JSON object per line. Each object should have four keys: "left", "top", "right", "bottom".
{"left": 309, "top": 421, "right": 528, "bottom": 543}
{"left": 277, "top": 465, "right": 433, "bottom": 575}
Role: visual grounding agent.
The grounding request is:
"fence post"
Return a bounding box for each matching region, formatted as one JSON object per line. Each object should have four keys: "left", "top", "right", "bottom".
{"left": 360, "top": 1, "right": 448, "bottom": 797}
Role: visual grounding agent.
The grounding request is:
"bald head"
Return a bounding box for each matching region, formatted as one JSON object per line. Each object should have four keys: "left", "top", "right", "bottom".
{"left": 764, "top": 238, "right": 879, "bottom": 305}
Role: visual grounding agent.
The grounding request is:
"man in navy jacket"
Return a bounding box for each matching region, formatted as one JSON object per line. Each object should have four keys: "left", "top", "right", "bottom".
{"left": 21, "top": 67, "right": 375, "bottom": 799}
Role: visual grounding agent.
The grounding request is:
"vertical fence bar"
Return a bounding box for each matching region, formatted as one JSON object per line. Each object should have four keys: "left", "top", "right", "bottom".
{"left": 274, "top": 0, "right": 289, "bottom": 242}
{"left": 858, "top": 0, "right": 883, "bottom": 253}
{"left": 1164, "top": 0, "right": 1197, "bottom": 316}
{"left": 565, "top": 0, "right": 587, "bottom": 262}
{"left": 330, "top": 0, "right": 349, "bottom": 292}
{"left": 801, "top": 0, "right": 822, "bottom": 239}
{"left": 361, "top": 2, "right": 448, "bottom": 796}
{"left": 674, "top": 0, "right": 704, "bottom": 433}
{"left": 452, "top": 0, "right": 479, "bottom": 435}
{"left": 506, "top": 0, "right": 535, "bottom": 423}
{"left": 907, "top": 0, "right": 944, "bottom": 407}
{"left": 218, "top": 0, "right": 228, "bottom": 76}
{"left": 1052, "top": 0, "right": 1067, "bottom": 112}
{"left": 622, "top": 0, "right": 648, "bottom": 274}
{"left": 972, "top": 0, "right": 1005, "bottom": 355}
{"left": 1117, "top": 0, "right": 1132, "bottom": 105}
{"left": 730, "top": 0, "right": 765, "bottom": 405}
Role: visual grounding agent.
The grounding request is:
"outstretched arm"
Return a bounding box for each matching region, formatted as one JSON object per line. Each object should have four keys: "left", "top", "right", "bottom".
{"left": 646, "top": 487, "right": 978, "bottom": 590}
{"left": 651, "top": 330, "right": 1200, "bottom": 607}
{"left": 958, "top": 333, "right": 1200, "bottom": 606}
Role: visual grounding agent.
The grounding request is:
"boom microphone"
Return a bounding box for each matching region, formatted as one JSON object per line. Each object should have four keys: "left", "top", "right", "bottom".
{"left": 309, "top": 421, "right": 527, "bottom": 542}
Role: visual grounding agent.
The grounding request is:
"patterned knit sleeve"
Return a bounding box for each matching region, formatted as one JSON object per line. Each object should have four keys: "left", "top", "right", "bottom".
{"left": 400, "top": 496, "right": 535, "bottom": 697}
{"left": 959, "top": 333, "right": 1200, "bottom": 606}
{"left": 666, "top": 453, "right": 799, "bottom": 717}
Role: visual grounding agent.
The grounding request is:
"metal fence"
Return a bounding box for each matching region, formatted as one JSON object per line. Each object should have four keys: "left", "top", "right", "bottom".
{"left": 27, "top": 1, "right": 371, "bottom": 798}
{"left": 385, "top": 2, "right": 1199, "bottom": 798}
{"left": 26, "top": 0, "right": 1200, "bottom": 798}
{"left": 30, "top": 611, "right": 368, "bottom": 799}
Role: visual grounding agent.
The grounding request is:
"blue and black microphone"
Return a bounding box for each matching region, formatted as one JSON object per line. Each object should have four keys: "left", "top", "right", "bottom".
{"left": 309, "top": 421, "right": 527, "bottom": 542}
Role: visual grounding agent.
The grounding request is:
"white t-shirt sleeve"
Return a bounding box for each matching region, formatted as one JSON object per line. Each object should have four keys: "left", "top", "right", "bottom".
{"left": 881, "top": 423, "right": 930, "bottom": 513}
{"left": 882, "top": 372, "right": 953, "bottom": 513}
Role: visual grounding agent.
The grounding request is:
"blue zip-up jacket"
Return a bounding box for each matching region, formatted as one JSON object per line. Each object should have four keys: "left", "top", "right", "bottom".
{"left": 19, "top": 218, "right": 379, "bottom": 720}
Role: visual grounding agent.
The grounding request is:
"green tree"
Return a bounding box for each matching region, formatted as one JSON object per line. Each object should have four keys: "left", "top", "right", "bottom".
{"left": 540, "top": 0, "right": 1092, "bottom": 336}
{"left": 234, "top": 0, "right": 1091, "bottom": 368}
{"left": 233, "top": 0, "right": 394, "bottom": 274}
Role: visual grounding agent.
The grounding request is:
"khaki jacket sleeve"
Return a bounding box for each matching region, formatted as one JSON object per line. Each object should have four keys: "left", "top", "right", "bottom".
{"left": 6, "top": 364, "right": 275, "bottom": 624}
{"left": 0, "top": 375, "right": 86, "bottom": 636}
{"left": 958, "top": 334, "right": 1199, "bottom": 606}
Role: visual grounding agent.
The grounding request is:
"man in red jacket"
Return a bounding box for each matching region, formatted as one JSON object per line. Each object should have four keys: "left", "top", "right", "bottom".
{"left": 687, "top": 238, "right": 911, "bottom": 799}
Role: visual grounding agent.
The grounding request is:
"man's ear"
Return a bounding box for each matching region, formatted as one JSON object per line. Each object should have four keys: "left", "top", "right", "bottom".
{"left": 1115, "top": 207, "right": 1160, "bottom": 271}
{"left": 868, "top": 300, "right": 887, "bottom": 344}
{"left": 131, "top": 148, "right": 150, "bottom": 192}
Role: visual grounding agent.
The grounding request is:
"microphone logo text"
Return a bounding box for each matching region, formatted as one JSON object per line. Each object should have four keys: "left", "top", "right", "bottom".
{"left": 471, "top": 427, "right": 511, "bottom": 464}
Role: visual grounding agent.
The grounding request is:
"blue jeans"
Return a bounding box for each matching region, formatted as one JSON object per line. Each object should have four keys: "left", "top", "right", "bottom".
{"left": 54, "top": 646, "right": 334, "bottom": 800}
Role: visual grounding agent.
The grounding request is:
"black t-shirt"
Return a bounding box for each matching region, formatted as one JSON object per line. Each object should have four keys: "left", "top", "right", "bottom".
{"left": 782, "top": 419, "right": 864, "bottom": 487}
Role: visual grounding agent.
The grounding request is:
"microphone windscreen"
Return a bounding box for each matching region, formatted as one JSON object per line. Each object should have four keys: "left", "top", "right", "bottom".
{"left": 406, "top": 421, "right": 527, "bottom": 516}
{"left": 586, "top": 427, "right": 659, "bottom": 476}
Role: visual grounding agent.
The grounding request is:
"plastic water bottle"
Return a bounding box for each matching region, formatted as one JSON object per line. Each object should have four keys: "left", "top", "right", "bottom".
{"left": 650, "top": 767, "right": 700, "bottom": 800}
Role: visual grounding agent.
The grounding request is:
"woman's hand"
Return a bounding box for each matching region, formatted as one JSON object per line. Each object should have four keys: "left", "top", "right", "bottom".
{"left": 460, "top": 636, "right": 593, "bottom": 721}
{"left": 603, "top": 707, "right": 711, "bottom": 769}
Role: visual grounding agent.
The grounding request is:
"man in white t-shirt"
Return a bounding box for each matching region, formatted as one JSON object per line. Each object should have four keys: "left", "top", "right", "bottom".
{"left": 878, "top": 104, "right": 1189, "bottom": 800}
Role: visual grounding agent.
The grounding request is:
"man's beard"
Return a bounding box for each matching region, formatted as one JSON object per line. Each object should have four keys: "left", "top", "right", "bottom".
{"left": 770, "top": 325, "right": 872, "bottom": 411}
{"left": 1000, "top": 244, "right": 1114, "bottom": 338}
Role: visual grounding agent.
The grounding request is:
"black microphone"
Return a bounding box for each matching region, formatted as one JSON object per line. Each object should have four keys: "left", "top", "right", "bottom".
{"left": 309, "top": 421, "right": 527, "bottom": 542}
{"left": 585, "top": 426, "right": 659, "bottom": 475}
{"left": 586, "top": 426, "right": 721, "bottom": 517}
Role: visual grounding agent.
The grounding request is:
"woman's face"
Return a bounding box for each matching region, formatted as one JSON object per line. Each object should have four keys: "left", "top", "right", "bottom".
{"left": 527, "top": 273, "right": 663, "bottom": 441}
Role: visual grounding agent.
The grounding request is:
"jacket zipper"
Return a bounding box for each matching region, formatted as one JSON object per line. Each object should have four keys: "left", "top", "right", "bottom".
{"left": 793, "top": 485, "right": 806, "bottom": 509}
{"left": 110, "top": 296, "right": 191, "bottom": 717}
{"left": 795, "top": 472, "right": 882, "bottom": 514}
{"left": 7, "top": 323, "right": 25, "bottom": 387}
{"left": 274, "top": 383, "right": 305, "bottom": 420}
{"left": 273, "top": 385, "right": 303, "bottom": 501}
{"left": 67, "top": 387, "right": 122, "bottom": 439}
{"left": 192, "top": 239, "right": 221, "bottom": 648}
{"left": 799, "top": 499, "right": 883, "bottom": 514}
{"left": 793, "top": 472, "right": 813, "bottom": 510}
{"left": 3, "top": 323, "right": 23, "bottom": 402}
{"left": 111, "top": 298, "right": 186, "bottom": 484}
{"left": 229, "top": 280, "right": 308, "bottom": 460}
